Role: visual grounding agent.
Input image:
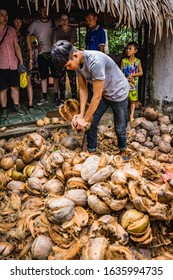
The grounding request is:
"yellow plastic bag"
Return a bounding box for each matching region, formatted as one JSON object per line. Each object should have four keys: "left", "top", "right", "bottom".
{"left": 20, "top": 72, "right": 28, "bottom": 88}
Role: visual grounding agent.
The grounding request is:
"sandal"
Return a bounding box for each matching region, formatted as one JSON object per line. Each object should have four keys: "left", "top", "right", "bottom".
{"left": 130, "top": 118, "right": 135, "bottom": 123}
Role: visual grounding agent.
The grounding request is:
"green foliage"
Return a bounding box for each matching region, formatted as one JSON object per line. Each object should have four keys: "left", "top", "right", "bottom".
{"left": 107, "top": 27, "right": 138, "bottom": 55}
{"left": 74, "top": 26, "right": 138, "bottom": 54}
{"left": 75, "top": 27, "right": 86, "bottom": 50}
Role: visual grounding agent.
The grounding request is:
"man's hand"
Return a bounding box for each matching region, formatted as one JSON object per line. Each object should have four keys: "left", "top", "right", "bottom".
{"left": 71, "top": 115, "right": 89, "bottom": 131}
{"left": 75, "top": 117, "right": 89, "bottom": 131}
{"left": 71, "top": 114, "right": 83, "bottom": 129}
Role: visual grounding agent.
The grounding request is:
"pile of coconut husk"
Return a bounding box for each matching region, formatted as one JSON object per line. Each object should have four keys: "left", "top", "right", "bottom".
{"left": 0, "top": 107, "right": 173, "bottom": 260}
{"left": 98, "top": 107, "right": 173, "bottom": 163}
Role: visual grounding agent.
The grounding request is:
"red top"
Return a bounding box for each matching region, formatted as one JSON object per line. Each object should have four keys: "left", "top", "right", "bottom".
{"left": 0, "top": 26, "right": 19, "bottom": 70}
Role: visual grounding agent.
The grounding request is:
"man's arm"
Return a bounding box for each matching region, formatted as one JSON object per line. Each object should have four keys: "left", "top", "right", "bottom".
{"left": 137, "top": 61, "right": 143, "bottom": 76}
{"left": 98, "top": 28, "right": 106, "bottom": 53}
{"left": 84, "top": 79, "right": 104, "bottom": 122}
{"left": 71, "top": 75, "right": 88, "bottom": 130}
{"left": 27, "top": 35, "right": 33, "bottom": 70}
{"left": 78, "top": 75, "right": 89, "bottom": 117}
{"left": 99, "top": 45, "right": 105, "bottom": 53}
{"left": 73, "top": 79, "right": 103, "bottom": 131}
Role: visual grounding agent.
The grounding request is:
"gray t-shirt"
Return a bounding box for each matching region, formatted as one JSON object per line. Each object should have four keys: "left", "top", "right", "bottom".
{"left": 53, "top": 27, "right": 77, "bottom": 43}
{"left": 76, "top": 50, "right": 130, "bottom": 102}
{"left": 28, "top": 19, "right": 54, "bottom": 53}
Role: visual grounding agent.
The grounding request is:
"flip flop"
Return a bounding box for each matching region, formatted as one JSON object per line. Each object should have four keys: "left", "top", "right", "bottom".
{"left": 130, "top": 118, "right": 135, "bottom": 123}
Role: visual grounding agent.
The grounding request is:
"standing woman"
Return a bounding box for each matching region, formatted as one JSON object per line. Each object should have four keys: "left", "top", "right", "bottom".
{"left": 13, "top": 15, "right": 34, "bottom": 110}
{"left": 53, "top": 13, "right": 77, "bottom": 106}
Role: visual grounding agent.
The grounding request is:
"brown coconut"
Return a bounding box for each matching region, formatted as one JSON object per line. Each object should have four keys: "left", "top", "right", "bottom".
{"left": 161, "top": 134, "right": 172, "bottom": 143}
{"left": 152, "top": 135, "right": 162, "bottom": 146}
{"left": 160, "top": 124, "right": 169, "bottom": 134}
{"left": 31, "top": 235, "right": 53, "bottom": 259}
{"left": 158, "top": 115, "right": 171, "bottom": 125}
{"left": 60, "top": 136, "right": 80, "bottom": 150}
{"left": 140, "top": 119, "right": 154, "bottom": 131}
{"left": 148, "top": 127, "right": 160, "bottom": 137}
{"left": 158, "top": 141, "right": 171, "bottom": 153}
{"left": 142, "top": 107, "right": 159, "bottom": 121}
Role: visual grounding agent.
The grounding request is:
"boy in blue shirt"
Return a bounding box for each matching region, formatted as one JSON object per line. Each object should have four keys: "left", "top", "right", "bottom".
{"left": 85, "top": 11, "right": 106, "bottom": 52}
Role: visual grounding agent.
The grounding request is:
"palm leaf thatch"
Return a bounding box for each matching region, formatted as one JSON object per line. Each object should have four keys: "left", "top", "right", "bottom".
{"left": 19, "top": 0, "right": 173, "bottom": 42}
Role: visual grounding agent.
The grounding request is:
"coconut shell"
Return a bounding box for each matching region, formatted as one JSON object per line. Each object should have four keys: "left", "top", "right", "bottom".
{"left": 46, "top": 197, "right": 75, "bottom": 223}
{"left": 158, "top": 115, "right": 171, "bottom": 125}
{"left": 59, "top": 99, "right": 80, "bottom": 123}
{"left": 98, "top": 125, "right": 109, "bottom": 135}
{"left": 106, "top": 245, "right": 134, "bottom": 260}
{"left": 81, "top": 155, "right": 100, "bottom": 181}
{"left": 161, "top": 134, "right": 172, "bottom": 143}
{"left": 0, "top": 242, "right": 15, "bottom": 257}
{"left": 152, "top": 135, "right": 161, "bottom": 146}
{"left": 142, "top": 107, "right": 159, "bottom": 121}
{"left": 143, "top": 141, "right": 154, "bottom": 149}
{"left": 148, "top": 127, "right": 160, "bottom": 137}
{"left": 36, "top": 119, "right": 44, "bottom": 127}
{"left": 65, "top": 189, "right": 87, "bottom": 206}
{"left": 160, "top": 124, "right": 169, "bottom": 134}
{"left": 61, "top": 136, "right": 80, "bottom": 150}
{"left": 81, "top": 237, "right": 108, "bottom": 260}
{"left": 140, "top": 119, "right": 154, "bottom": 131}
{"left": 88, "top": 194, "right": 111, "bottom": 214}
{"left": 131, "top": 117, "right": 145, "bottom": 128}
{"left": 135, "top": 132, "right": 146, "bottom": 143}
{"left": 42, "top": 179, "right": 64, "bottom": 195}
{"left": 158, "top": 141, "right": 171, "bottom": 153}
{"left": 88, "top": 165, "right": 114, "bottom": 185}
{"left": 31, "top": 235, "right": 53, "bottom": 259}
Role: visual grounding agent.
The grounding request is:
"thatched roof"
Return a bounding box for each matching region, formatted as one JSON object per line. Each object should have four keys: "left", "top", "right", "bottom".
{"left": 16, "top": 0, "right": 173, "bottom": 41}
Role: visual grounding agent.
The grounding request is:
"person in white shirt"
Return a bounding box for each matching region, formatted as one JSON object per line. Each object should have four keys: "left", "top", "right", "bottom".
{"left": 28, "top": 6, "right": 59, "bottom": 105}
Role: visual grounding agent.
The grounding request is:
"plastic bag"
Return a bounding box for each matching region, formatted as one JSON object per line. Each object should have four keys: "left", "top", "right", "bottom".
{"left": 20, "top": 72, "right": 28, "bottom": 88}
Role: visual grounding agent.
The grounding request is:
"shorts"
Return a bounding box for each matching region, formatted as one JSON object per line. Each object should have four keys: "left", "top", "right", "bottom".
{"left": 128, "top": 90, "right": 138, "bottom": 102}
{"left": 37, "top": 53, "right": 57, "bottom": 80}
{"left": 0, "top": 69, "right": 19, "bottom": 90}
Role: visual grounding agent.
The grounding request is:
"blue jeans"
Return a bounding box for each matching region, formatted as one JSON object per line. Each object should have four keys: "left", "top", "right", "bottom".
{"left": 87, "top": 97, "right": 128, "bottom": 152}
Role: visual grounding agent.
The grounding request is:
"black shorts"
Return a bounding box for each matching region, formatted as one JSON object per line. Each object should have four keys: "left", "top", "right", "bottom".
{"left": 37, "top": 53, "right": 57, "bottom": 80}
{"left": 0, "top": 69, "right": 19, "bottom": 90}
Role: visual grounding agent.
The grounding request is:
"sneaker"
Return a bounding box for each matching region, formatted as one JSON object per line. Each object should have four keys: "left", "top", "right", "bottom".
{"left": 55, "top": 99, "right": 64, "bottom": 108}
{"left": 37, "top": 98, "right": 48, "bottom": 106}
{"left": 13, "top": 105, "right": 25, "bottom": 115}
{"left": 28, "top": 105, "right": 34, "bottom": 111}
{"left": 1, "top": 109, "right": 8, "bottom": 119}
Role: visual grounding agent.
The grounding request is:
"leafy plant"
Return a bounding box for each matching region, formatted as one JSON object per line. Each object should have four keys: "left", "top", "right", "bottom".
{"left": 107, "top": 26, "right": 138, "bottom": 55}
{"left": 75, "top": 26, "right": 138, "bottom": 55}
